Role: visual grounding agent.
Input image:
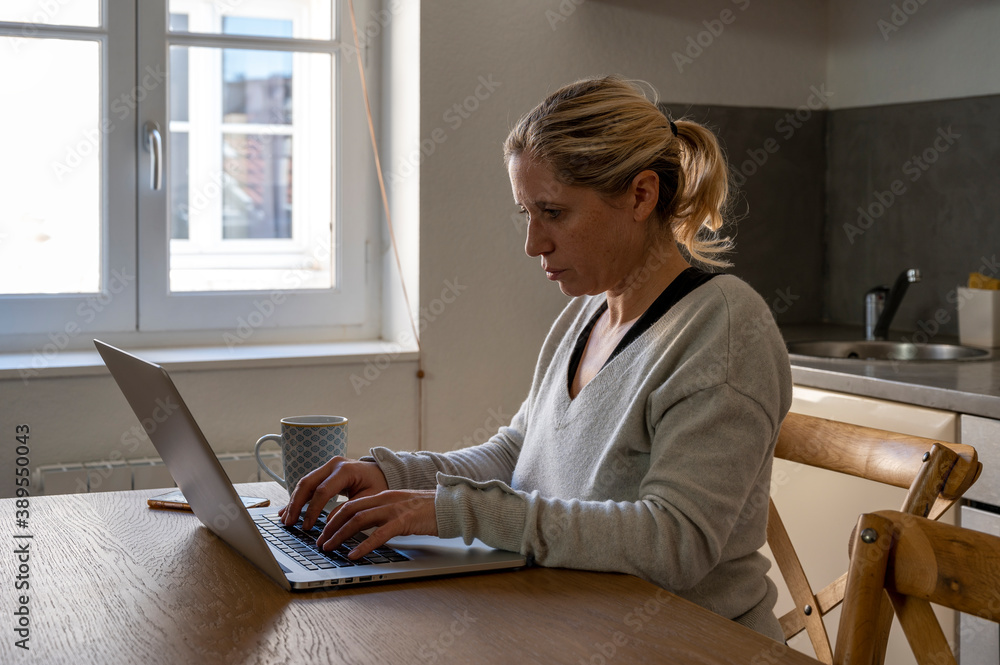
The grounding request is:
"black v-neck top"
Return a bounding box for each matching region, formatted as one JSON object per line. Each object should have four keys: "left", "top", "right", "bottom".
{"left": 567, "top": 267, "right": 719, "bottom": 393}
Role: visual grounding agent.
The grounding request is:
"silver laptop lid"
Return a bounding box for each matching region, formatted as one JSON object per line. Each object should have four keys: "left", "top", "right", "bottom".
{"left": 94, "top": 339, "right": 291, "bottom": 589}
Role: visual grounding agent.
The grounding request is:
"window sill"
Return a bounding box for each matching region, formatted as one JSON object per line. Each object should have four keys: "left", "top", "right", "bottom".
{"left": 0, "top": 340, "right": 419, "bottom": 381}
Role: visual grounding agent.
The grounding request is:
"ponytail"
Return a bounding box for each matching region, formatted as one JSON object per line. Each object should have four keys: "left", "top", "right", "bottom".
{"left": 666, "top": 119, "right": 734, "bottom": 267}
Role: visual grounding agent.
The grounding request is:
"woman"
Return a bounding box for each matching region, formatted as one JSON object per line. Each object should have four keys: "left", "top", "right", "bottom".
{"left": 280, "top": 76, "right": 792, "bottom": 640}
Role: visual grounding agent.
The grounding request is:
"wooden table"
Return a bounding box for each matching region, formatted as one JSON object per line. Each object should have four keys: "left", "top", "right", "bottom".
{"left": 1, "top": 482, "right": 820, "bottom": 664}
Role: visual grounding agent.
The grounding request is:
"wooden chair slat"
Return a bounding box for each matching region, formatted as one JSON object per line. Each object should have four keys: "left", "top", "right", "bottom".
{"left": 768, "top": 498, "right": 834, "bottom": 663}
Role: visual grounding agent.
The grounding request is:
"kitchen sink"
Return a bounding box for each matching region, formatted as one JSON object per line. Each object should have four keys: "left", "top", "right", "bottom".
{"left": 786, "top": 340, "right": 991, "bottom": 362}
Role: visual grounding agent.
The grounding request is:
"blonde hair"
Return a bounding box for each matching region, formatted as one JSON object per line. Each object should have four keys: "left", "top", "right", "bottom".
{"left": 504, "top": 76, "right": 734, "bottom": 267}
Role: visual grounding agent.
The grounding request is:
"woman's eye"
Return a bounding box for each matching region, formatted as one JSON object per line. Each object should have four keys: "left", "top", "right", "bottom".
{"left": 543, "top": 208, "right": 561, "bottom": 219}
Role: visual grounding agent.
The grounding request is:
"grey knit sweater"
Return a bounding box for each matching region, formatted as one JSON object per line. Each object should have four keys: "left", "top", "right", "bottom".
{"left": 367, "top": 275, "right": 792, "bottom": 640}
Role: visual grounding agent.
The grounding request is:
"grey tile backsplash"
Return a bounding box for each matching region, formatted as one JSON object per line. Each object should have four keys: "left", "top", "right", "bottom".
{"left": 663, "top": 94, "right": 1000, "bottom": 337}
{"left": 826, "top": 95, "right": 1000, "bottom": 338}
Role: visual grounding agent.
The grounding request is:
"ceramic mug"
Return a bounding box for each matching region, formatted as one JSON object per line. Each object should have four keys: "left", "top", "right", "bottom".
{"left": 254, "top": 416, "right": 348, "bottom": 492}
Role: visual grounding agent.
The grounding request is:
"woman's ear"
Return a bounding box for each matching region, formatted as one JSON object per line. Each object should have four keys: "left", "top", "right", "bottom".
{"left": 630, "top": 170, "right": 660, "bottom": 222}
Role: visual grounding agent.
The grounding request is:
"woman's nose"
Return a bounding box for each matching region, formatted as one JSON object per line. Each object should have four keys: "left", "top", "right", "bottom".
{"left": 524, "top": 219, "right": 552, "bottom": 257}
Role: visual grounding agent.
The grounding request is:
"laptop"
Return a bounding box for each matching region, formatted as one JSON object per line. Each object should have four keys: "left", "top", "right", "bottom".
{"left": 94, "top": 339, "right": 526, "bottom": 590}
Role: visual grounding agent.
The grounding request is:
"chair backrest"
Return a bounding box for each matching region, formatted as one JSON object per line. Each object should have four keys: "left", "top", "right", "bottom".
{"left": 767, "top": 412, "right": 982, "bottom": 663}
{"left": 835, "top": 509, "right": 1000, "bottom": 665}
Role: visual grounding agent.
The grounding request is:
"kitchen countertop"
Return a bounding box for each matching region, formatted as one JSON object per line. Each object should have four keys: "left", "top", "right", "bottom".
{"left": 781, "top": 324, "right": 1000, "bottom": 419}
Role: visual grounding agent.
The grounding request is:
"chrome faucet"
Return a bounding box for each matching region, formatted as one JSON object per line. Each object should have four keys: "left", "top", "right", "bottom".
{"left": 864, "top": 269, "right": 921, "bottom": 340}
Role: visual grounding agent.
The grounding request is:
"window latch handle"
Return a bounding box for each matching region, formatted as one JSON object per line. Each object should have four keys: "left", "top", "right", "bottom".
{"left": 143, "top": 121, "right": 162, "bottom": 191}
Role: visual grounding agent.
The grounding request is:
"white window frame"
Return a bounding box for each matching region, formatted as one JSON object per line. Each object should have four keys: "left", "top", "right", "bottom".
{"left": 138, "top": 0, "right": 374, "bottom": 332}
{"left": 0, "top": 0, "right": 378, "bottom": 346}
{"left": 166, "top": 0, "right": 330, "bottom": 292}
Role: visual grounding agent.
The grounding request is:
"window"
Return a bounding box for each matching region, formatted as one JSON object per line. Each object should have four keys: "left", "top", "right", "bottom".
{"left": 0, "top": 0, "right": 377, "bottom": 342}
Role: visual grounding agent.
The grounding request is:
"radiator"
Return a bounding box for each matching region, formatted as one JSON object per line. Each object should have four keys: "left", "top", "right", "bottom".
{"left": 35, "top": 451, "right": 282, "bottom": 495}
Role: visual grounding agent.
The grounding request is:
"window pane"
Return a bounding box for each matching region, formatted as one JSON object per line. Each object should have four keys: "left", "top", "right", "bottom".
{"left": 222, "top": 133, "right": 292, "bottom": 239}
{"left": 169, "top": 12, "right": 188, "bottom": 33}
{"left": 168, "top": 0, "right": 332, "bottom": 41}
{"left": 0, "top": 37, "right": 101, "bottom": 295}
{"left": 223, "top": 16, "right": 291, "bottom": 39}
{"left": 169, "top": 15, "right": 189, "bottom": 122}
{"left": 168, "top": 46, "right": 332, "bottom": 293}
{"left": 223, "top": 48, "right": 292, "bottom": 124}
{"left": 170, "top": 131, "right": 189, "bottom": 240}
{"left": 0, "top": 0, "right": 100, "bottom": 27}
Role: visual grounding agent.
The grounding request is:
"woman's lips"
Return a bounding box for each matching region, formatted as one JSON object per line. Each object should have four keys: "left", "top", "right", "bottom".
{"left": 545, "top": 269, "right": 564, "bottom": 280}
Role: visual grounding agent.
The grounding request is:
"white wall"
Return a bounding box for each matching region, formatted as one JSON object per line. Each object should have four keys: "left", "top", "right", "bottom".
{"left": 0, "top": 0, "right": 829, "bottom": 496}
{"left": 827, "top": 0, "right": 1000, "bottom": 109}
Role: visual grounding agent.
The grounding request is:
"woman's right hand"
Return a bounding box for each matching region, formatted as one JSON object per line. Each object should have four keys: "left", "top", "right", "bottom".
{"left": 278, "top": 457, "right": 389, "bottom": 530}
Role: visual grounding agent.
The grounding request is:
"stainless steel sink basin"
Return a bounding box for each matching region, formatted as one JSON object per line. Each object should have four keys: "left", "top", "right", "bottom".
{"left": 786, "top": 340, "right": 991, "bottom": 362}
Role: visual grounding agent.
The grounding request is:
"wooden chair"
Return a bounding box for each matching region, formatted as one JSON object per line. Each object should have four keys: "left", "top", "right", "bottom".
{"left": 767, "top": 412, "right": 982, "bottom": 663}
{"left": 835, "top": 509, "right": 1000, "bottom": 665}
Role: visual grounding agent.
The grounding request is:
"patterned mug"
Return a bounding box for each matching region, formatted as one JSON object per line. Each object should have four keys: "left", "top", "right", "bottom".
{"left": 254, "top": 416, "right": 348, "bottom": 492}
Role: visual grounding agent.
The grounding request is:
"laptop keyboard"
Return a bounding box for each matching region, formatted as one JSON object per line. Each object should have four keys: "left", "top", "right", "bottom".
{"left": 254, "top": 513, "right": 409, "bottom": 571}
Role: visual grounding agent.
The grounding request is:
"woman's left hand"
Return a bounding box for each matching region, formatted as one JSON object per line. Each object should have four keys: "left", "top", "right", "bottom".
{"left": 316, "top": 490, "right": 438, "bottom": 559}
